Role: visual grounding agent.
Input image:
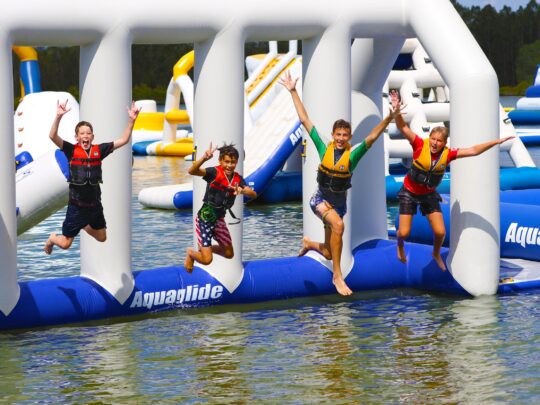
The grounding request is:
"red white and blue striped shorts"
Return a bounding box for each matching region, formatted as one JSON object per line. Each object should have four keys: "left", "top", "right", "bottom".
{"left": 195, "top": 216, "right": 232, "bottom": 248}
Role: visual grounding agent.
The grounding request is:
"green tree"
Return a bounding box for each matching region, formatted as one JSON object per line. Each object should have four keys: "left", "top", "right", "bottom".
{"left": 516, "top": 40, "right": 540, "bottom": 84}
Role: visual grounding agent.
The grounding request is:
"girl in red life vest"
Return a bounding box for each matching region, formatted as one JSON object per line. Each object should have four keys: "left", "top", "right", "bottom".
{"left": 43, "top": 99, "right": 140, "bottom": 255}
{"left": 390, "top": 90, "right": 514, "bottom": 270}
{"left": 184, "top": 143, "right": 257, "bottom": 273}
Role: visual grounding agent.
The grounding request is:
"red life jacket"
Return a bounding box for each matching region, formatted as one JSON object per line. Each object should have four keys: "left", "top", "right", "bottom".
{"left": 69, "top": 144, "right": 103, "bottom": 185}
{"left": 204, "top": 166, "right": 242, "bottom": 211}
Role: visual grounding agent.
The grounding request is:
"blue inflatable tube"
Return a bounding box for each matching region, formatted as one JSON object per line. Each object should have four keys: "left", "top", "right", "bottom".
{"left": 519, "top": 136, "right": 540, "bottom": 146}
{"left": 499, "top": 188, "right": 540, "bottom": 205}
{"left": 396, "top": 194, "right": 540, "bottom": 261}
{"left": 1, "top": 239, "right": 469, "bottom": 330}
{"left": 20, "top": 60, "right": 41, "bottom": 95}
{"left": 525, "top": 86, "right": 540, "bottom": 98}
{"left": 508, "top": 109, "right": 540, "bottom": 126}
{"left": 387, "top": 167, "right": 540, "bottom": 200}
{"left": 132, "top": 141, "right": 154, "bottom": 155}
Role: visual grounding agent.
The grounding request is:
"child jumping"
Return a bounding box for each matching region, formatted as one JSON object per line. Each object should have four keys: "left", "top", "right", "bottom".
{"left": 390, "top": 90, "right": 514, "bottom": 270}
{"left": 280, "top": 71, "right": 401, "bottom": 296}
{"left": 44, "top": 100, "right": 140, "bottom": 254}
{"left": 184, "top": 143, "right": 257, "bottom": 272}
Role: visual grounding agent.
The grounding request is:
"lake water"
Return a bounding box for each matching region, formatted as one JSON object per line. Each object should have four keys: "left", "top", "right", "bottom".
{"left": 4, "top": 97, "right": 540, "bottom": 403}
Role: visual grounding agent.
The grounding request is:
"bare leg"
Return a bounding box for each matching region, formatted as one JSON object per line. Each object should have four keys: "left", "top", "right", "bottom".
{"left": 427, "top": 211, "right": 446, "bottom": 271}
{"left": 83, "top": 225, "right": 107, "bottom": 242}
{"left": 184, "top": 247, "right": 196, "bottom": 273}
{"left": 396, "top": 214, "right": 412, "bottom": 264}
{"left": 189, "top": 246, "right": 213, "bottom": 266}
{"left": 44, "top": 232, "right": 74, "bottom": 254}
{"left": 298, "top": 234, "right": 331, "bottom": 259}
{"left": 324, "top": 210, "right": 352, "bottom": 296}
{"left": 212, "top": 244, "right": 234, "bottom": 259}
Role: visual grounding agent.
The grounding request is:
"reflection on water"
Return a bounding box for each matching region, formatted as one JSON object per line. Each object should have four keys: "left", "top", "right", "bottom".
{"left": 8, "top": 146, "right": 540, "bottom": 402}
{"left": 2, "top": 291, "right": 539, "bottom": 402}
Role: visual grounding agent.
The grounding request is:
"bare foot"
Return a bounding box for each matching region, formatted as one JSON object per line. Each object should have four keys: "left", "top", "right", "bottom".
{"left": 397, "top": 242, "right": 407, "bottom": 264}
{"left": 44, "top": 233, "right": 55, "bottom": 255}
{"left": 184, "top": 248, "right": 195, "bottom": 273}
{"left": 333, "top": 277, "right": 353, "bottom": 296}
{"left": 298, "top": 236, "right": 311, "bottom": 257}
{"left": 432, "top": 252, "right": 446, "bottom": 271}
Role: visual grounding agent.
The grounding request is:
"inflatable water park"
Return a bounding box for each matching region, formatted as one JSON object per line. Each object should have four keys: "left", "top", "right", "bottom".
{"left": 137, "top": 38, "right": 540, "bottom": 209}
{"left": 2, "top": 0, "right": 540, "bottom": 330}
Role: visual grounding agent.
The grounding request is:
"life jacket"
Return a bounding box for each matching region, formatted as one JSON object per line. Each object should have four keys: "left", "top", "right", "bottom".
{"left": 409, "top": 138, "right": 449, "bottom": 189}
{"left": 316, "top": 141, "right": 352, "bottom": 193}
{"left": 69, "top": 144, "right": 103, "bottom": 186}
{"left": 203, "top": 166, "right": 242, "bottom": 212}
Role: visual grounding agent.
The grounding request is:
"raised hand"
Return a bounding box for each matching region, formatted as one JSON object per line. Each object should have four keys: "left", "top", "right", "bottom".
{"left": 127, "top": 101, "right": 141, "bottom": 121}
{"left": 278, "top": 70, "right": 299, "bottom": 92}
{"left": 56, "top": 99, "right": 71, "bottom": 117}
{"left": 203, "top": 142, "right": 219, "bottom": 160}
{"left": 389, "top": 89, "right": 406, "bottom": 118}
{"left": 499, "top": 136, "right": 515, "bottom": 144}
{"left": 232, "top": 185, "right": 244, "bottom": 196}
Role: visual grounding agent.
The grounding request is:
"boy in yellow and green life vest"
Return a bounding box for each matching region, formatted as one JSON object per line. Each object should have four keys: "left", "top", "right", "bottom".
{"left": 279, "top": 71, "right": 402, "bottom": 296}
{"left": 390, "top": 90, "right": 514, "bottom": 270}
{"left": 184, "top": 143, "right": 257, "bottom": 272}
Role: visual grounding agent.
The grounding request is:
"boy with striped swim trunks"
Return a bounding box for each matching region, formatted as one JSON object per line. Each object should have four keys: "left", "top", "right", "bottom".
{"left": 184, "top": 143, "right": 257, "bottom": 272}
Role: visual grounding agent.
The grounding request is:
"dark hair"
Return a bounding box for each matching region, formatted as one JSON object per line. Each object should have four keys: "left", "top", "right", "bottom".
{"left": 75, "top": 120, "right": 94, "bottom": 134}
{"left": 430, "top": 126, "right": 449, "bottom": 140}
{"left": 332, "top": 119, "right": 351, "bottom": 134}
{"left": 218, "top": 143, "right": 239, "bottom": 160}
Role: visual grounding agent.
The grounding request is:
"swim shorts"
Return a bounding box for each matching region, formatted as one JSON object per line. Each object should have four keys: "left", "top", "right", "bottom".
{"left": 309, "top": 189, "right": 347, "bottom": 220}
{"left": 62, "top": 203, "right": 106, "bottom": 238}
{"left": 195, "top": 215, "right": 232, "bottom": 248}
{"left": 397, "top": 186, "right": 442, "bottom": 216}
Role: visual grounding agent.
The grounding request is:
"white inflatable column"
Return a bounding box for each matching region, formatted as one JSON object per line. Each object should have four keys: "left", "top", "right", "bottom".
{"left": 409, "top": 0, "right": 500, "bottom": 295}
{"left": 302, "top": 26, "right": 353, "bottom": 275}
{"left": 79, "top": 32, "right": 134, "bottom": 303}
{"left": 350, "top": 38, "right": 404, "bottom": 246}
{"left": 193, "top": 29, "right": 245, "bottom": 292}
{"left": 0, "top": 37, "right": 20, "bottom": 316}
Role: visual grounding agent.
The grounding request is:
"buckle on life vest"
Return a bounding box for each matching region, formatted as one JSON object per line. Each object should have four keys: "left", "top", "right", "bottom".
{"left": 199, "top": 203, "right": 218, "bottom": 223}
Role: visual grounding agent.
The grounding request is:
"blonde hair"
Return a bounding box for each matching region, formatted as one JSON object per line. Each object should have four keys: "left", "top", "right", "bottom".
{"left": 430, "top": 126, "right": 449, "bottom": 140}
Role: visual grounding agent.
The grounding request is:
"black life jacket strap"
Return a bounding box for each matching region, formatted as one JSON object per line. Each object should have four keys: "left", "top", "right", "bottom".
{"left": 227, "top": 208, "right": 241, "bottom": 225}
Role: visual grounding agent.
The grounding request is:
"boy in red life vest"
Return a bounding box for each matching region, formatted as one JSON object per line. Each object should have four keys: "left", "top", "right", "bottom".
{"left": 280, "top": 71, "right": 402, "bottom": 296}
{"left": 43, "top": 99, "right": 140, "bottom": 254}
{"left": 390, "top": 90, "right": 514, "bottom": 270}
{"left": 184, "top": 143, "right": 257, "bottom": 272}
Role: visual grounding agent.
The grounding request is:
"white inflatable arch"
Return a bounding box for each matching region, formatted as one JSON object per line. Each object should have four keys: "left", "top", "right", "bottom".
{"left": 0, "top": 0, "right": 500, "bottom": 315}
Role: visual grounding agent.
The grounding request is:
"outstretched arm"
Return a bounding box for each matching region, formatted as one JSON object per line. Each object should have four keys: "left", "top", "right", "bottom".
{"left": 278, "top": 71, "right": 313, "bottom": 134}
{"left": 113, "top": 102, "right": 141, "bottom": 150}
{"left": 49, "top": 100, "right": 71, "bottom": 149}
{"left": 188, "top": 142, "right": 218, "bottom": 177}
{"left": 364, "top": 99, "right": 403, "bottom": 148}
{"left": 390, "top": 89, "right": 416, "bottom": 143}
{"left": 456, "top": 136, "right": 515, "bottom": 159}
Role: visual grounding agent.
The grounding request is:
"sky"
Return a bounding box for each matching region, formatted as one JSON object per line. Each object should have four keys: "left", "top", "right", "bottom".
{"left": 457, "top": 0, "right": 533, "bottom": 9}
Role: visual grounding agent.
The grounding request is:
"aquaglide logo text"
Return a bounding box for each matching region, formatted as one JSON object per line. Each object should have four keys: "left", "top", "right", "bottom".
{"left": 504, "top": 222, "right": 540, "bottom": 248}
{"left": 130, "top": 283, "right": 224, "bottom": 310}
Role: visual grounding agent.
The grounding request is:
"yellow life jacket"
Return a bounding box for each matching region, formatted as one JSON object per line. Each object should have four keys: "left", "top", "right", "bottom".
{"left": 317, "top": 141, "right": 352, "bottom": 193}
{"left": 409, "top": 138, "right": 449, "bottom": 188}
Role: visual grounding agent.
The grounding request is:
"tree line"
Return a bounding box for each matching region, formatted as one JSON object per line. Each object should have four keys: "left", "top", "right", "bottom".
{"left": 11, "top": 1, "right": 540, "bottom": 102}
